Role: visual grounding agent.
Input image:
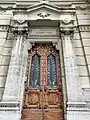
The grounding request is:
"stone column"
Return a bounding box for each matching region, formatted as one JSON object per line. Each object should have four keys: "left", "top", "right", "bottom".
{"left": 60, "top": 30, "right": 83, "bottom": 102}
{"left": 2, "top": 26, "right": 28, "bottom": 102}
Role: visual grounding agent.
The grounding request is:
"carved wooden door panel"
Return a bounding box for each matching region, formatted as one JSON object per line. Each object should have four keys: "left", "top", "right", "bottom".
{"left": 22, "top": 44, "right": 64, "bottom": 120}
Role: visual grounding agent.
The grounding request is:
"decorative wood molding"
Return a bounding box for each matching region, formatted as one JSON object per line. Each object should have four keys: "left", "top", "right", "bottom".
{"left": 24, "top": 44, "right": 63, "bottom": 109}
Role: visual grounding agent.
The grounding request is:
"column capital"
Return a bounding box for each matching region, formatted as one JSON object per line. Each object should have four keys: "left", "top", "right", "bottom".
{"left": 60, "top": 27, "right": 74, "bottom": 36}
{"left": 11, "top": 26, "right": 28, "bottom": 36}
{"left": 10, "top": 19, "right": 28, "bottom": 36}
{"left": 59, "top": 15, "right": 74, "bottom": 37}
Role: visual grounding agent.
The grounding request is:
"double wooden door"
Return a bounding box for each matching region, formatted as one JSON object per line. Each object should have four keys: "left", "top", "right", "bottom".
{"left": 22, "top": 44, "right": 64, "bottom": 120}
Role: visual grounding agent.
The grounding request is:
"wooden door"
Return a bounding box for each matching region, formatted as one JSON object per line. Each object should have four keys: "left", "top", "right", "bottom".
{"left": 21, "top": 44, "right": 64, "bottom": 120}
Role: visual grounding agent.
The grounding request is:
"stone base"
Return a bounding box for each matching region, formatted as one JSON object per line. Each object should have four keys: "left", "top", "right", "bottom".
{"left": 67, "top": 102, "right": 90, "bottom": 120}
{"left": 0, "top": 110, "right": 20, "bottom": 120}
{"left": 67, "top": 111, "right": 90, "bottom": 120}
{"left": 0, "top": 102, "right": 20, "bottom": 120}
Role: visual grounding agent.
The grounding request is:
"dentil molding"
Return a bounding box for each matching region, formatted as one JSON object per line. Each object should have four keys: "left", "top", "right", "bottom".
{"left": 0, "top": 26, "right": 9, "bottom": 32}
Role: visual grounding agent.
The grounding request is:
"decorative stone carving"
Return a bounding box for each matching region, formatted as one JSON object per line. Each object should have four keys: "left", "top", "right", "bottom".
{"left": 17, "top": 19, "right": 26, "bottom": 25}
{"left": 12, "top": 26, "right": 28, "bottom": 36}
{"left": 60, "top": 14, "right": 74, "bottom": 37}
{"left": 40, "top": 0, "right": 49, "bottom": 4}
{"left": 0, "top": 26, "right": 9, "bottom": 32}
{"left": 37, "top": 12, "right": 50, "bottom": 18}
{"left": 60, "top": 28, "right": 74, "bottom": 36}
{"left": 62, "top": 15, "right": 71, "bottom": 24}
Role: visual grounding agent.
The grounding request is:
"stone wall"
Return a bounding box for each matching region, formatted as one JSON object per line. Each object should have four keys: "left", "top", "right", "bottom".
{"left": 0, "top": 0, "right": 90, "bottom": 120}
{"left": 75, "top": 9, "right": 90, "bottom": 89}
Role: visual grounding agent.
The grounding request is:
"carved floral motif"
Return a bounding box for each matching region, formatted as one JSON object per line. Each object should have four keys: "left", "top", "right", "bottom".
{"left": 37, "top": 12, "right": 50, "bottom": 18}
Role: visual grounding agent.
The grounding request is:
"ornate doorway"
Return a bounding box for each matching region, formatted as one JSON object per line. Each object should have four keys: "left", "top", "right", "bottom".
{"left": 21, "top": 44, "right": 64, "bottom": 120}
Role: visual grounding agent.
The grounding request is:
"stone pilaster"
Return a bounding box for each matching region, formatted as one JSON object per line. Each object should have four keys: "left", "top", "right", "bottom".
{"left": 61, "top": 30, "right": 82, "bottom": 102}
{"left": 59, "top": 13, "right": 84, "bottom": 102}
{"left": 60, "top": 27, "right": 90, "bottom": 114}
{"left": 2, "top": 25, "right": 28, "bottom": 102}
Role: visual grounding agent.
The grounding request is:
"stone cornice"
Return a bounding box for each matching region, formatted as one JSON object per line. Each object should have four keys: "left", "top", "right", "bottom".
{"left": 0, "top": 2, "right": 89, "bottom": 11}
{"left": 0, "top": 3, "right": 89, "bottom": 14}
